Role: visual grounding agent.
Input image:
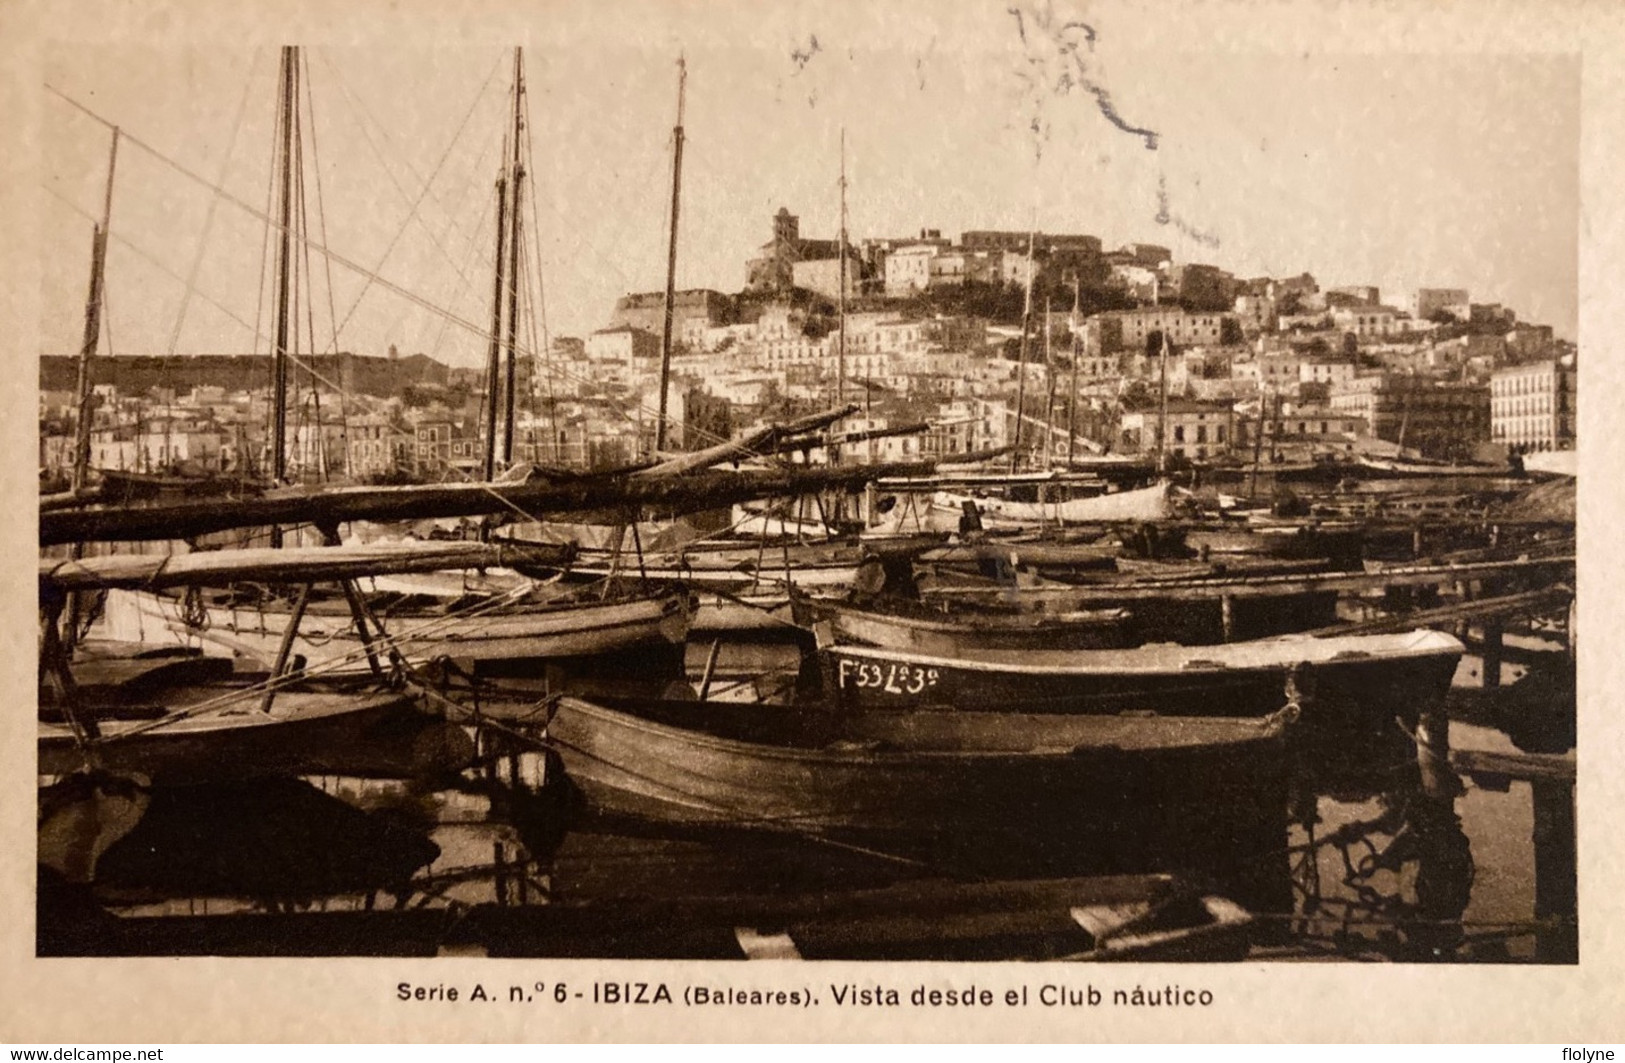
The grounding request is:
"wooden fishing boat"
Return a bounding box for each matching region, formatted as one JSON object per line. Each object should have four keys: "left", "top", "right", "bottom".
{"left": 100, "top": 580, "right": 692, "bottom": 671}
{"left": 545, "top": 693, "right": 1293, "bottom": 865}
{"left": 1181, "top": 522, "right": 1366, "bottom": 563}
{"left": 917, "top": 540, "right": 1120, "bottom": 578}
{"left": 1102, "top": 555, "right": 1336, "bottom": 582}
{"left": 818, "top": 628, "right": 1463, "bottom": 727}
{"left": 793, "top": 595, "right": 1135, "bottom": 654}
{"left": 562, "top": 538, "right": 869, "bottom": 592}
{"left": 40, "top": 683, "right": 474, "bottom": 785}
{"left": 932, "top": 481, "right": 1171, "bottom": 527}
{"left": 912, "top": 565, "right": 1343, "bottom": 644}
{"left": 1354, "top": 455, "right": 1508, "bottom": 479}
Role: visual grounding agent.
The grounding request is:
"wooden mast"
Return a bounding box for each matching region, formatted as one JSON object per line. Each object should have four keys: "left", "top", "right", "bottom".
{"left": 70, "top": 128, "right": 119, "bottom": 494}
{"left": 837, "top": 127, "right": 848, "bottom": 411}
{"left": 267, "top": 46, "right": 298, "bottom": 549}
{"left": 482, "top": 171, "right": 509, "bottom": 481}
{"left": 1066, "top": 278, "right": 1080, "bottom": 466}
{"left": 653, "top": 56, "right": 687, "bottom": 454}
{"left": 1041, "top": 294, "right": 1056, "bottom": 468}
{"left": 1156, "top": 330, "right": 1170, "bottom": 476}
{"left": 1008, "top": 228, "right": 1035, "bottom": 473}
{"left": 64, "top": 127, "right": 119, "bottom": 653}
{"left": 501, "top": 47, "right": 526, "bottom": 467}
{"left": 271, "top": 47, "right": 297, "bottom": 492}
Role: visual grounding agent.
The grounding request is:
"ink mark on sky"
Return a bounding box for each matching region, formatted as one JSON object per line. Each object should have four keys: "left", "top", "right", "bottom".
{"left": 1156, "top": 173, "right": 1221, "bottom": 248}
{"left": 791, "top": 35, "right": 822, "bottom": 73}
{"left": 1007, "top": 1, "right": 1159, "bottom": 154}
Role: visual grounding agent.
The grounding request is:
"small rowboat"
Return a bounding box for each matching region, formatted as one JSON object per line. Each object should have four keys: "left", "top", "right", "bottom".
{"left": 545, "top": 693, "right": 1293, "bottom": 868}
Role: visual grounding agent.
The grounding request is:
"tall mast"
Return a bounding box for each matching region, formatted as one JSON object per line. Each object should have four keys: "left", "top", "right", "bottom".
{"left": 71, "top": 127, "right": 118, "bottom": 493}
{"left": 483, "top": 171, "right": 509, "bottom": 481}
{"left": 654, "top": 56, "right": 687, "bottom": 454}
{"left": 1042, "top": 294, "right": 1056, "bottom": 468}
{"left": 271, "top": 46, "right": 298, "bottom": 490}
{"left": 836, "top": 127, "right": 848, "bottom": 410}
{"left": 501, "top": 47, "right": 526, "bottom": 466}
{"left": 1008, "top": 228, "right": 1035, "bottom": 473}
{"left": 1156, "top": 330, "right": 1170, "bottom": 476}
{"left": 1066, "top": 279, "right": 1080, "bottom": 467}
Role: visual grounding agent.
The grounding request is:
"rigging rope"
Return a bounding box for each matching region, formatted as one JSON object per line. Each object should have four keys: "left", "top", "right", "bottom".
{"left": 45, "top": 84, "right": 793, "bottom": 453}
{"left": 314, "top": 47, "right": 507, "bottom": 346}
{"left": 162, "top": 50, "right": 262, "bottom": 362}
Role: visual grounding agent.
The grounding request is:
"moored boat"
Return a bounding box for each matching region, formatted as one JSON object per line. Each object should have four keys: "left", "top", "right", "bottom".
{"left": 793, "top": 595, "right": 1135, "bottom": 654}
{"left": 544, "top": 692, "right": 1294, "bottom": 867}
{"left": 101, "top": 583, "right": 693, "bottom": 671}
{"left": 817, "top": 628, "right": 1463, "bottom": 726}
{"left": 40, "top": 684, "right": 474, "bottom": 785}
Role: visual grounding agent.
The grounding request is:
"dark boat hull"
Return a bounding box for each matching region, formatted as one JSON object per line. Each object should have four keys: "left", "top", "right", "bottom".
{"left": 40, "top": 692, "right": 474, "bottom": 784}
{"left": 546, "top": 695, "right": 1290, "bottom": 871}
{"left": 793, "top": 597, "right": 1136, "bottom": 654}
{"left": 820, "top": 636, "right": 1461, "bottom": 729}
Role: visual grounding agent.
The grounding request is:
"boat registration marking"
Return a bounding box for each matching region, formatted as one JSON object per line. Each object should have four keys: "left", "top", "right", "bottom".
{"left": 837, "top": 657, "right": 940, "bottom": 694}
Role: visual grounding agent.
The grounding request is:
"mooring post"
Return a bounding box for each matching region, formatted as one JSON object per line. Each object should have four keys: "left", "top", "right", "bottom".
{"left": 1415, "top": 700, "right": 1458, "bottom": 804}
{"left": 1220, "top": 594, "right": 1235, "bottom": 643}
{"left": 1481, "top": 620, "right": 1504, "bottom": 689}
{"left": 1531, "top": 777, "right": 1578, "bottom": 963}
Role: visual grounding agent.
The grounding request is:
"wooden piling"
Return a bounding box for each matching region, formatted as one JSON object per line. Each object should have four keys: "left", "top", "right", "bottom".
{"left": 1531, "top": 777, "right": 1578, "bottom": 963}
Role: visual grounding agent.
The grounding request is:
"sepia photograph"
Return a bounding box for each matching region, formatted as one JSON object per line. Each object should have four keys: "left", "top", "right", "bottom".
{"left": 5, "top": 0, "right": 1618, "bottom": 1045}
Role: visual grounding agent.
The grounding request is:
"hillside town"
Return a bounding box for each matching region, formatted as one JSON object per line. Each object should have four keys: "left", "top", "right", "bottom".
{"left": 38, "top": 205, "right": 1577, "bottom": 487}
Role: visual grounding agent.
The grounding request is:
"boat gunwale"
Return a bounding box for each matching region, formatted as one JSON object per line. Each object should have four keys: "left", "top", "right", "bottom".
{"left": 548, "top": 695, "right": 1292, "bottom": 765}
{"left": 821, "top": 628, "right": 1465, "bottom": 676}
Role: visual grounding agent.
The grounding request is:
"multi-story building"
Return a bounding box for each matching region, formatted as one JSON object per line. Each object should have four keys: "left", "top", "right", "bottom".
{"left": 1299, "top": 358, "right": 1358, "bottom": 388}
{"left": 1118, "top": 400, "right": 1234, "bottom": 461}
{"left": 346, "top": 414, "right": 399, "bottom": 478}
{"left": 1088, "top": 307, "right": 1235, "bottom": 354}
{"left": 1490, "top": 358, "right": 1577, "bottom": 453}
{"left": 1328, "top": 374, "right": 1490, "bottom": 459}
{"left": 927, "top": 249, "right": 1001, "bottom": 288}
{"left": 586, "top": 326, "right": 661, "bottom": 379}
{"left": 1331, "top": 305, "right": 1403, "bottom": 340}
{"left": 883, "top": 245, "right": 938, "bottom": 296}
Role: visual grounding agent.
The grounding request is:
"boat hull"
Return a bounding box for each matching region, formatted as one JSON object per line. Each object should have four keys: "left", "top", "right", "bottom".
{"left": 102, "top": 587, "right": 691, "bottom": 671}
{"left": 40, "top": 691, "right": 474, "bottom": 784}
{"left": 795, "top": 598, "right": 1135, "bottom": 654}
{"left": 546, "top": 695, "right": 1289, "bottom": 870}
{"left": 819, "top": 631, "right": 1462, "bottom": 729}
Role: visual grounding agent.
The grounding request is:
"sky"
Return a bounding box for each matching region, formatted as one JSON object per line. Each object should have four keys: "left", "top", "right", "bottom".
{"left": 37, "top": 2, "right": 1580, "bottom": 368}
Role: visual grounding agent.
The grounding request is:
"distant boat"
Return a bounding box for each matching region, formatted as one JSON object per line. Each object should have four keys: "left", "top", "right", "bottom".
{"left": 545, "top": 692, "right": 1294, "bottom": 864}
{"left": 930, "top": 481, "right": 1171, "bottom": 529}
{"left": 1354, "top": 455, "right": 1507, "bottom": 478}
{"left": 817, "top": 628, "right": 1463, "bottom": 727}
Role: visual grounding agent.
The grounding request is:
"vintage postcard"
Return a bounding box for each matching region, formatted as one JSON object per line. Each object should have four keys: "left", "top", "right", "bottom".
{"left": 1, "top": 0, "right": 1620, "bottom": 1044}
